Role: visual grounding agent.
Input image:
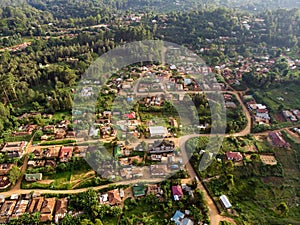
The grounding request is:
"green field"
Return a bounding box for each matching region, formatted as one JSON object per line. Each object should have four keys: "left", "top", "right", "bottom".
{"left": 253, "top": 83, "right": 300, "bottom": 114}
{"left": 203, "top": 141, "right": 300, "bottom": 225}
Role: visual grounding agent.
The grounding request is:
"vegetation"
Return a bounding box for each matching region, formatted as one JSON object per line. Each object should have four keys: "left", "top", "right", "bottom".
{"left": 8, "top": 165, "right": 21, "bottom": 185}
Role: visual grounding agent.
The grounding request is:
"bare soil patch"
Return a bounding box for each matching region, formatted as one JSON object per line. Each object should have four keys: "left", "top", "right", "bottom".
{"left": 37, "top": 179, "right": 54, "bottom": 185}
{"left": 260, "top": 154, "right": 277, "bottom": 165}
{"left": 274, "top": 113, "right": 286, "bottom": 122}
{"left": 262, "top": 176, "right": 283, "bottom": 185}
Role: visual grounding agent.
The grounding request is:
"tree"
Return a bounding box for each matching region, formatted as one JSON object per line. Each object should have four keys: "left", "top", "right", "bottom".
{"left": 28, "top": 152, "right": 35, "bottom": 160}
{"left": 9, "top": 165, "right": 21, "bottom": 185}
{"left": 94, "top": 219, "right": 104, "bottom": 225}
{"left": 250, "top": 154, "right": 259, "bottom": 162}
{"left": 277, "top": 202, "right": 289, "bottom": 217}
{"left": 33, "top": 130, "right": 43, "bottom": 142}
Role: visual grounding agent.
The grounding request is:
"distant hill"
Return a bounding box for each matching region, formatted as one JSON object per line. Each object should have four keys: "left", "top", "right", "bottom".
{"left": 0, "top": 0, "right": 299, "bottom": 15}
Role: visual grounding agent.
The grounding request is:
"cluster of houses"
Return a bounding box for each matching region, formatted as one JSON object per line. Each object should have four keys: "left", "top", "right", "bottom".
{"left": 98, "top": 184, "right": 158, "bottom": 206}
{"left": 80, "top": 86, "right": 94, "bottom": 97}
{"left": 98, "top": 183, "right": 197, "bottom": 224}
{"left": 1, "top": 42, "right": 30, "bottom": 52}
{"left": 216, "top": 41, "right": 299, "bottom": 87}
{"left": 244, "top": 95, "right": 271, "bottom": 125}
{"left": 0, "top": 193, "right": 68, "bottom": 224}
{"left": 104, "top": 139, "right": 183, "bottom": 180}
{"left": 171, "top": 210, "right": 194, "bottom": 225}
{"left": 282, "top": 109, "right": 300, "bottom": 122}
{"left": 13, "top": 125, "right": 36, "bottom": 137}
{"left": 224, "top": 94, "right": 237, "bottom": 109}
{"left": 24, "top": 145, "right": 87, "bottom": 182}
{"left": 42, "top": 120, "right": 75, "bottom": 140}
{"left": 0, "top": 141, "right": 27, "bottom": 189}
{"left": 139, "top": 95, "right": 164, "bottom": 107}
{"left": 134, "top": 64, "right": 216, "bottom": 93}
{"left": 149, "top": 140, "right": 183, "bottom": 177}
{"left": 0, "top": 141, "right": 27, "bottom": 159}
{"left": 94, "top": 111, "right": 117, "bottom": 139}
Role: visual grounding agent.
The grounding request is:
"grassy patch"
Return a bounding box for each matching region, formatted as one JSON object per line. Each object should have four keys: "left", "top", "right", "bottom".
{"left": 102, "top": 217, "right": 119, "bottom": 225}
{"left": 253, "top": 83, "right": 300, "bottom": 114}
{"left": 202, "top": 135, "right": 300, "bottom": 225}
{"left": 40, "top": 139, "right": 76, "bottom": 146}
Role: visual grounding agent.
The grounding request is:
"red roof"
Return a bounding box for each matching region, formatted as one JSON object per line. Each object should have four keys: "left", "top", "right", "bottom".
{"left": 125, "top": 112, "right": 136, "bottom": 119}
{"left": 59, "top": 147, "right": 73, "bottom": 159}
{"left": 257, "top": 109, "right": 268, "bottom": 113}
{"left": 172, "top": 185, "right": 183, "bottom": 197}
{"left": 269, "top": 132, "right": 290, "bottom": 148}
{"left": 247, "top": 100, "right": 256, "bottom": 105}
{"left": 226, "top": 152, "right": 243, "bottom": 161}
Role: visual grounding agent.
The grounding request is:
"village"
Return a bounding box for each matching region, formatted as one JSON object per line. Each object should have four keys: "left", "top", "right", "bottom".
{"left": 0, "top": 60, "right": 298, "bottom": 224}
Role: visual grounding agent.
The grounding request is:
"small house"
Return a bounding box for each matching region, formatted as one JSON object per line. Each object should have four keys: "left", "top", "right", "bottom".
{"left": 25, "top": 173, "right": 43, "bottom": 182}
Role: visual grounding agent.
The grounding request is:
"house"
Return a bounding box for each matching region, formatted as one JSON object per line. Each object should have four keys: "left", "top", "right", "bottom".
{"left": 54, "top": 198, "right": 68, "bottom": 223}
{"left": 256, "top": 109, "right": 270, "bottom": 120}
{"left": 40, "top": 198, "right": 56, "bottom": 222}
{"left": 73, "top": 146, "right": 88, "bottom": 158}
{"left": 149, "top": 140, "right": 175, "bottom": 154}
{"left": 0, "top": 200, "right": 16, "bottom": 216}
{"left": 39, "top": 146, "right": 60, "bottom": 159}
{"left": 55, "top": 129, "right": 66, "bottom": 139}
{"left": 223, "top": 94, "right": 232, "bottom": 101}
{"left": 66, "top": 131, "right": 76, "bottom": 138}
{"left": 27, "top": 160, "right": 45, "bottom": 168}
{"left": 0, "top": 164, "right": 13, "bottom": 175}
{"left": 172, "top": 185, "right": 183, "bottom": 200}
{"left": 282, "top": 110, "right": 297, "bottom": 122}
{"left": 169, "top": 117, "right": 178, "bottom": 128}
{"left": 59, "top": 147, "right": 73, "bottom": 162}
{"left": 269, "top": 132, "right": 290, "bottom": 148}
{"left": 27, "top": 197, "right": 44, "bottom": 213}
{"left": 119, "top": 167, "right": 133, "bottom": 179}
{"left": 45, "top": 160, "right": 57, "bottom": 168}
{"left": 124, "top": 112, "right": 136, "bottom": 119}
{"left": 133, "top": 184, "right": 146, "bottom": 197}
{"left": 99, "top": 193, "right": 109, "bottom": 204}
{"left": 1, "top": 141, "right": 27, "bottom": 158}
{"left": 103, "top": 111, "right": 112, "bottom": 118}
{"left": 225, "top": 101, "right": 237, "bottom": 108}
{"left": 150, "top": 164, "right": 168, "bottom": 176}
{"left": 149, "top": 126, "right": 168, "bottom": 137}
{"left": 292, "top": 109, "right": 300, "bottom": 120}
{"left": 43, "top": 125, "right": 55, "bottom": 133}
{"left": 107, "top": 189, "right": 122, "bottom": 206}
{"left": 220, "top": 195, "right": 232, "bottom": 209}
{"left": 150, "top": 154, "right": 162, "bottom": 161}
{"left": 0, "top": 176, "right": 11, "bottom": 189}
{"left": 226, "top": 152, "right": 243, "bottom": 162}
{"left": 41, "top": 135, "right": 49, "bottom": 141}
{"left": 10, "top": 194, "right": 19, "bottom": 200}
{"left": 32, "top": 149, "right": 42, "bottom": 158}
{"left": 170, "top": 65, "right": 177, "bottom": 70}
{"left": 182, "top": 218, "right": 194, "bottom": 225}
{"left": 147, "top": 184, "right": 159, "bottom": 195}
{"left": 25, "top": 173, "right": 43, "bottom": 182}
{"left": 171, "top": 210, "right": 184, "bottom": 225}
{"left": 11, "top": 200, "right": 29, "bottom": 217}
